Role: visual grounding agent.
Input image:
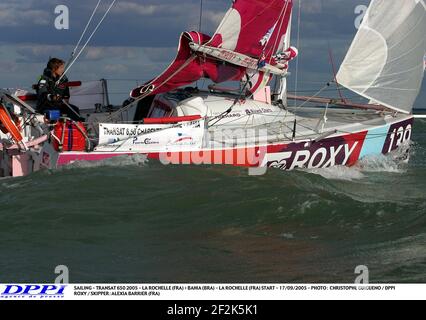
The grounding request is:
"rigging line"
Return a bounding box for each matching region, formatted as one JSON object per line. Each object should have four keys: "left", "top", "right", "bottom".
{"left": 264, "top": 4, "right": 287, "bottom": 60}
{"left": 290, "top": 0, "right": 302, "bottom": 140}
{"left": 291, "top": 82, "right": 333, "bottom": 110}
{"left": 57, "top": 0, "right": 117, "bottom": 85}
{"left": 104, "top": 55, "right": 198, "bottom": 122}
{"left": 238, "top": 0, "right": 282, "bottom": 38}
{"left": 266, "top": 0, "right": 291, "bottom": 63}
{"left": 265, "top": 1, "right": 290, "bottom": 104}
{"left": 142, "top": 55, "right": 197, "bottom": 96}
{"left": 208, "top": 71, "right": 259, "bottom": 127}
{"left": 293, "top": 0, "right": 301, "bottom": 109}
{"left": 70, "top": 0, "right": 102, "bottom": 62}
{"left": 327, "top": 41, "right": 346, "bottom": 104}
{"left": 196, "top": 0, "right": 204, "bottom": 89}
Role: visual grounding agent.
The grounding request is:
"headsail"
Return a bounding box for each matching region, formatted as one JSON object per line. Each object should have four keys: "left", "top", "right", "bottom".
{"left": 131, "top": 0, "right": 294, "bottom": 99}
{"left": 336, "top": 0, "right": 426, "bottom": 114}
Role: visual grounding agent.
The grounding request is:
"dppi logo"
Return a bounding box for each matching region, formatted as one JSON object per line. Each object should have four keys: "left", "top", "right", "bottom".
{"left": 1, "top": 285, "right": 67, "bottom": 298}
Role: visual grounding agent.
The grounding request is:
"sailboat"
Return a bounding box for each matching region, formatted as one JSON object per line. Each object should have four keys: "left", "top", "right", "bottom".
{"left": 0, "top": 0, "right": 425, "bottom": 177}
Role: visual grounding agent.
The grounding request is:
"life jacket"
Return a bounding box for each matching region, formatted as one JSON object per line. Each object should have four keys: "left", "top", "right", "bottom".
{"left": 36, "top": 68, "right": 70, "bottom": 109}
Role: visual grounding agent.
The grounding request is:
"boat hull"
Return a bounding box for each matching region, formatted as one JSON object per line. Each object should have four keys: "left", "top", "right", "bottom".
{"left": 49, "top": 116, "right": 413, "bottom": 172}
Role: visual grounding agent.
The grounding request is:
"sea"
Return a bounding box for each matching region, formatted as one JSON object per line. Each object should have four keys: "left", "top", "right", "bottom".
{"left": 0, "top": 119, "right": 425, "bottom": 284}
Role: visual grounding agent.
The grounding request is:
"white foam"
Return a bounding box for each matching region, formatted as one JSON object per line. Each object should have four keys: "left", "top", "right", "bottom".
{"left": 307, "top": 165, "right": 365, "bottom": 181}
{"left": 357, "top": 154, "right": 405, "bottom": 173}
{"left": 63, "top": 154, "right": 149, "bottom": 170}
{"left": 305, "top": 144, "right": 411, "bottom": 181}
{"left": 357, "top": 141, "right": 412, "bottom": 174}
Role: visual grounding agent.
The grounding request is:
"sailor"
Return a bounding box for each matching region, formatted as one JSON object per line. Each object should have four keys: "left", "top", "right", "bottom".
{"left": 36, "top": 58, "right": 83, "bottom": 121}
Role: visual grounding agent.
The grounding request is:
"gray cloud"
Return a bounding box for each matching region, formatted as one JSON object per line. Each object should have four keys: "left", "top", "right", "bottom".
{"left": 0, "top": 0, "right": 56, "bottom": 27}
{"left": 0, "top": 0, "right": 367, "bottom": 46}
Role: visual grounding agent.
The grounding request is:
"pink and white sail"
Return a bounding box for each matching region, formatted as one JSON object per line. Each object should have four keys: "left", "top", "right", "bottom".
{"left": 131, "top": 0, "right": 296, "bottom": 99}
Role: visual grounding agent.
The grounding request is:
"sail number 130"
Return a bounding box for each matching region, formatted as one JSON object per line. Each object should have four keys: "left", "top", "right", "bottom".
{"left": 388, "top": 124, "right": 412, "bottom": 153}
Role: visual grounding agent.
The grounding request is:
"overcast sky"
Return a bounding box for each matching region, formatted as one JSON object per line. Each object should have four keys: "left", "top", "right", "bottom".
{"left": 0, "top": 0, "right": 424, "bottom": 108}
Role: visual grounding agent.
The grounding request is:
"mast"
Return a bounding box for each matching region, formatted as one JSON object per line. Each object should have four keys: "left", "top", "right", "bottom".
{"left": 274, "top": 14, "right": 292, "bottom": 104}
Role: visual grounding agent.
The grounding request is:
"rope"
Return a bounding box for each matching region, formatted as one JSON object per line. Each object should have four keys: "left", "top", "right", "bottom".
{"left": 57, "top": 0, "right": 117, "bottom": 84}
{"left": 208, "top": 63, "right": 264, "bottom": 128}
{"left": 70, "top": 0, "right": 102, "bottom": 63}
{"left": 293, "top": 0, "right": 302, "bottom": 108}
{"left": 290, "top": 0, "right": 302, "bottom": 139}
{"left": 327, "top": 42, "right": 346, "bottom": 103}
{"left": 292, "top": 82, "right": 333, "bottom": 111}
{"left": 266, "top": 0, "right": 291, "bottom": 62}
{"left": 103, "top": 55, "right": 198, "bottom": 123}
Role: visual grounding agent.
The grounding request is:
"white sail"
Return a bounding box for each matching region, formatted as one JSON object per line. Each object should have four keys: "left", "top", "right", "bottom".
{"left": 336, "top": 0, "right": 426, "bottom": 114}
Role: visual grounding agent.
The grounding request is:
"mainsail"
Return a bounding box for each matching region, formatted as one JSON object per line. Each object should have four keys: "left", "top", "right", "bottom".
{"left": 336, "top": 0, "right": 426, "bottom": 114}
{"left": 131, "top": 0, "right": 294, "bottom": 99}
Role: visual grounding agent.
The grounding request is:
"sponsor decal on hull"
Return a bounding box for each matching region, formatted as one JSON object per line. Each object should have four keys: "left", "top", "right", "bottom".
{"left": 267, "top": 131, "right": 368, "bottom": 171}
{"left": 266, "top": 119, "right": 414, "bottom": 171}
{"left": 382, "top": 119, "right": 413, "bottom": 154}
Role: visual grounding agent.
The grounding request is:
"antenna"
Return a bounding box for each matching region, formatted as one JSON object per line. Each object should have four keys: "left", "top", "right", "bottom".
{"left": 195, "top": 0, "right": 204, "bottom": 89}
{"left": 198, "top": 0, "right": 203, "bottom": 32}
{"left": 292, "top": 0, "right": 302, "bottom": 141}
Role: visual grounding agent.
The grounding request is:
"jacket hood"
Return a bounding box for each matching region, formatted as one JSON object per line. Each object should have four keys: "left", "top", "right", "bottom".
{"left": 43, "top": 68, "right": 54, "bottom": 79}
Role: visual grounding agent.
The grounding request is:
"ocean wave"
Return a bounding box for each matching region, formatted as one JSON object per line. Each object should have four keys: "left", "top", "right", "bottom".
{"left": 303, "top": 142, "right": 412, "bottom": 181}
{"left": 60, "top": 154, "right": 149, "bottom": 170}
{"left": 304, "top": 165, "right": 365, "bottom": 181}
